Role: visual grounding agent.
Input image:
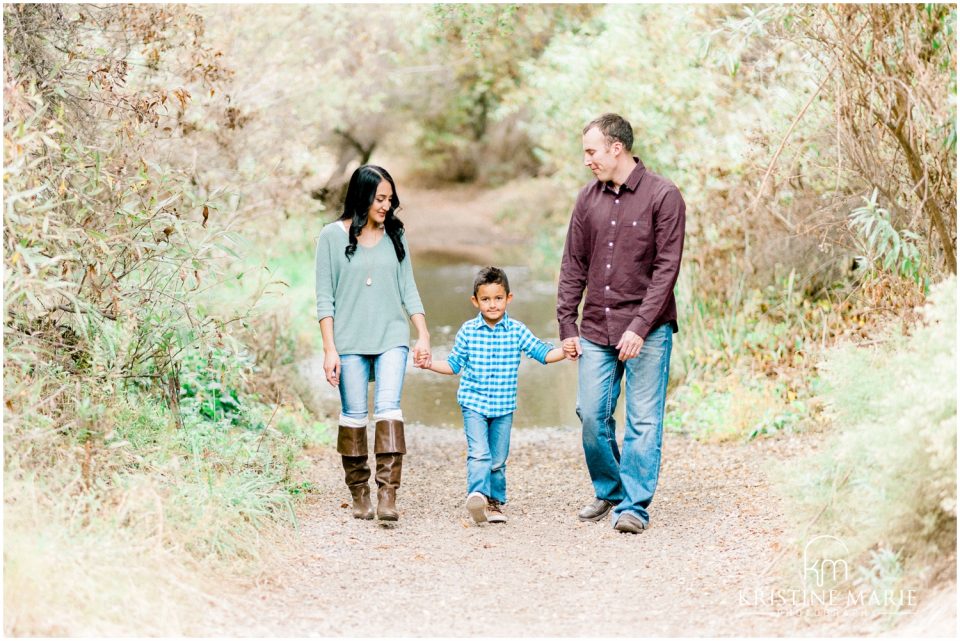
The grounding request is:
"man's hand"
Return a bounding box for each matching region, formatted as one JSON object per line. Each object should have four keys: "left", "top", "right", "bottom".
{"left": 616, "top": 330, "right": 644, "bottom": 361}
{"left": 562, "top": 336, "right": 582, "bottom": 361}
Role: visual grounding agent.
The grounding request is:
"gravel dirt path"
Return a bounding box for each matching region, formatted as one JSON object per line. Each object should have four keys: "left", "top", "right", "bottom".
{"left": 200, "top": 425, "right": 890, "bottom": 637}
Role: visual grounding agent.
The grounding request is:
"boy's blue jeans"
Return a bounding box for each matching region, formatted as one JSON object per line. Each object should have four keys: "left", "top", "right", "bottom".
{"left": 577, "top": 324, "right": 673, "bottom": 526}
{"left": 461, "top": 407, "right": 513, "bottom": 504}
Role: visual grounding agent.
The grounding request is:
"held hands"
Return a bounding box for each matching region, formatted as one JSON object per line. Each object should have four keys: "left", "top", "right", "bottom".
{"left": 412, "top": 336, "right": 432, "bottom": 369}
{"left": 616, "top": 330, "right": 644, "bottom": 361}
{"left": 562, "top": 337, "right": 582, "bottom": 361}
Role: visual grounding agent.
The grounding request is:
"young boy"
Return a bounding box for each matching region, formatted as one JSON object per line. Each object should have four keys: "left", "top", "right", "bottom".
{"left": 421, "top": 267, "right": 566, "bottom": 524}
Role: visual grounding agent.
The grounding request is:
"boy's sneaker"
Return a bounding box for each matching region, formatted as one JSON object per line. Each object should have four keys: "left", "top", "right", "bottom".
{"left": 466, "top": 492, "right": 488, "bottom": 524}
{"left": 486, "top": 498, "right": 507, "bottom": 524}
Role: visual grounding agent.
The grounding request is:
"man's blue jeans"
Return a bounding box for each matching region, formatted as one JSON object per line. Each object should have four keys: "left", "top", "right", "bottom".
{"left": 577, "top": 324, "right": 672, "bottom": 525}
{"left": 461, "top": 407, "right": 513, "bottom": 504}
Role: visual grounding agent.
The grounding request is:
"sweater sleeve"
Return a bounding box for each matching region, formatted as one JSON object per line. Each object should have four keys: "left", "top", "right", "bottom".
{"left": 398, "top": 235, "right": 425, "bottom": 316}
{"left": 315, "top": 231, "right": 335, "bottom": 321}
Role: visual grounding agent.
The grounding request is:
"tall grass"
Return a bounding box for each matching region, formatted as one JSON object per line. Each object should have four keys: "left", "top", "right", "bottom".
{"left": 4, "top": 367, "right": 327, "bottom": 634}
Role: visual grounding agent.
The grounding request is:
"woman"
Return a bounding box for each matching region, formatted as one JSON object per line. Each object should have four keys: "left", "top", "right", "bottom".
{"left": 315, "top": 164, "right": 431, "bottom": 522}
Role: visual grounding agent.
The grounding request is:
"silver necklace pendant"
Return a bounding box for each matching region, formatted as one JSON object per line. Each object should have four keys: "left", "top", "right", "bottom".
{"left": 365, "top": 276, "right": 372, "bottom": 286}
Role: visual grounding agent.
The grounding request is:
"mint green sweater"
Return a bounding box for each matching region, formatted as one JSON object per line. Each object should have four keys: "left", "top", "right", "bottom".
{"left": 315, "top": 221, "right": 425, "bottom": 355}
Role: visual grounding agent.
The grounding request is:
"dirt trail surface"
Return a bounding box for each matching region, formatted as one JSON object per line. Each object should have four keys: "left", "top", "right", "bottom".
{"left": 199, "top": 426, "right": 905, "bottom": 637}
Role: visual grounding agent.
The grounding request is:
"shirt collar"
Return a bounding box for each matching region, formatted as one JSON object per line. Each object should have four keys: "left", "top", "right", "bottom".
{"left": 473, "top": 312, "right": 510, "bottom": 330}
{"left": 603, "top": 157, "right": 646, "bottom": 194}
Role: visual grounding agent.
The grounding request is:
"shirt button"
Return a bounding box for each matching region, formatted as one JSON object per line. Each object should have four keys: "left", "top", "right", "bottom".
{"left": 605, "top": 285, "right": 610, "bottom": 290}
{"left": 615, "top": 199, "right": 620, "bottom": 204}
{"left": 608, "top": 242, "right": 613, "bottom": 247}
{"left": 633, "top": 221, "right": 637, "bottom": 226}
{"left": 606, "top": 264, "right": 611, "bottom": 269}
{"left": 605, "top": 307, "right": 610, "bottom": 312}
{"left": 611, "top": 221, "right": 616, "bottom": 226}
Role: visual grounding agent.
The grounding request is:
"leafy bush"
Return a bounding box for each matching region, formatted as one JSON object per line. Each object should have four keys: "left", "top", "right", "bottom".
{"left": 776, "top": 277, "right": 956, "bottom": 590}
{"left": 3, "top": 7, "right": 330, "bottom": 634}
{"left": 849, "top": 188, "right": 924, "bottom": 285}
{"left": 666, "top": 377, "right": 809, "bottom": 442}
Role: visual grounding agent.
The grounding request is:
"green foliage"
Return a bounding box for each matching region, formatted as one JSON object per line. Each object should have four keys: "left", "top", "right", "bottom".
{"left": 261, "top": 245, "right": 323, "bottom": 352}
{"left": 179, "top": 346, "right": 253, "bottom": 426}
{"left": 503, "top": 5, "right": 758, "bottom": 206}
{"left": 6, "top": 367, "right": 326, "bottom": 563}
{"left": 3, "top": 8, "right": 330, "bottom": 632}
{"left": 413, "top": 4, "right": 597, "bottom": 184}
{"left": 4, "top": 3, "right": 956, "bottom": 630}
{"left": 776, "top": 277, "right": 957, "bottom": 586}
{"left": 849, "top": 189, "right": 923, "bottom": 284}
{"left": 666, "top": 378, "right": 809, "bottom": 442}
{"left": 676, "top": 267, "right": 842, "bottom": 380}
{"left": 856, "top": 547, "right": 905, "bottom": 599}
{"left": 4, "top": 4, "right": 240, "bottom": 392}
{"left": 777, "top": 4, "right": 958, "bottom": 273}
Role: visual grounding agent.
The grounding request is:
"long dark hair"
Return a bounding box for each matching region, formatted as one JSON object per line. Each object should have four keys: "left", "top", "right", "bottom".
{"left": 339, "top": 165, "right": 406, "bottom": 262}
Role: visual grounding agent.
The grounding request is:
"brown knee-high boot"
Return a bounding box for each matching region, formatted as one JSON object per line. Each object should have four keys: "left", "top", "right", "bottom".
{"left": 374, "top": 419, "right": 406, "bottom": 521}
{"left": 337, "top": 426, "right": 374, "bottom": 520}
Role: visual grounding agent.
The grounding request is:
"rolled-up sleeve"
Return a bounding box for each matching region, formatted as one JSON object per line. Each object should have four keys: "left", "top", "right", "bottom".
{"left": 627, "top": 186, "right": 685, "bottom": 339}
{"left": 398, "top": 236, "right": 425, "bottom": 317}
{"left": 446, "top": 325, "right": 469, "bottom": 375}
{"left": 516, "top": 323, "right": 552, "bottom": 365}
{"left": 315, "top": 234, "right": 335, "bottom": 321}
{"left": 557, "top": 195, "right": 588, "bottom": 341}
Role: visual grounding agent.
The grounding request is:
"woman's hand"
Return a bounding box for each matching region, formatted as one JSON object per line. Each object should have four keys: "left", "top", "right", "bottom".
{"left": 323, "top": 349, "right": 341, "bottom": 387}
{"left": 409, "top": 313, "right": 432, "bottom": 369}
{"left": 413, "top": 336, "right": 432, "bottom": 369}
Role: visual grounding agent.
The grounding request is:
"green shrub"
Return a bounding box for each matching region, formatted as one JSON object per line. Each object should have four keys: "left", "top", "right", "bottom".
{"left": 666, "top": 376, "right": 809, "bottom": 442}
{"left": 776, "top": 277, "right": 956, "bottom": 593}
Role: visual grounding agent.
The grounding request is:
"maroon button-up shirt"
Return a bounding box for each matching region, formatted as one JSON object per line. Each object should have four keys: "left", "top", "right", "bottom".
{"left": 557, "top": 158, "right": 686, "bottom": 346}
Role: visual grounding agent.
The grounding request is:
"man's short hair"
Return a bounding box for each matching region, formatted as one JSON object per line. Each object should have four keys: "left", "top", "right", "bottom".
{"left": 583, "top": 113, "right": 634, "bottom": 152}
{"left": 473, "top": 266, "right": 510, "bottom": 297}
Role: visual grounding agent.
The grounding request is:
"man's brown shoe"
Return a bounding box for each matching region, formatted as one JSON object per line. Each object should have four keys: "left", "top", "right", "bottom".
{"left": 578, "top": 498, "right": 614, "bottom": 522}
{"left": 613, "top": 512, "right": 648, "bottom": 534}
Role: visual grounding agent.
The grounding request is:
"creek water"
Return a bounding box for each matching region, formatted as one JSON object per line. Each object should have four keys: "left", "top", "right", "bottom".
{"left": 301, "top": 251, "right": 583, "bottom": 429}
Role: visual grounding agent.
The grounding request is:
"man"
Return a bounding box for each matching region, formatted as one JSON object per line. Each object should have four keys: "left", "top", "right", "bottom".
{"left": 557, "top": 113, "right": 685, "bottom": 534}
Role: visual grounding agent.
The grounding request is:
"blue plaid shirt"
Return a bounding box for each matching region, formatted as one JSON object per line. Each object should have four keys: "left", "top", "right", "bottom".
{"left": 447, "top": 313, "right": 554, "bottom": 417}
